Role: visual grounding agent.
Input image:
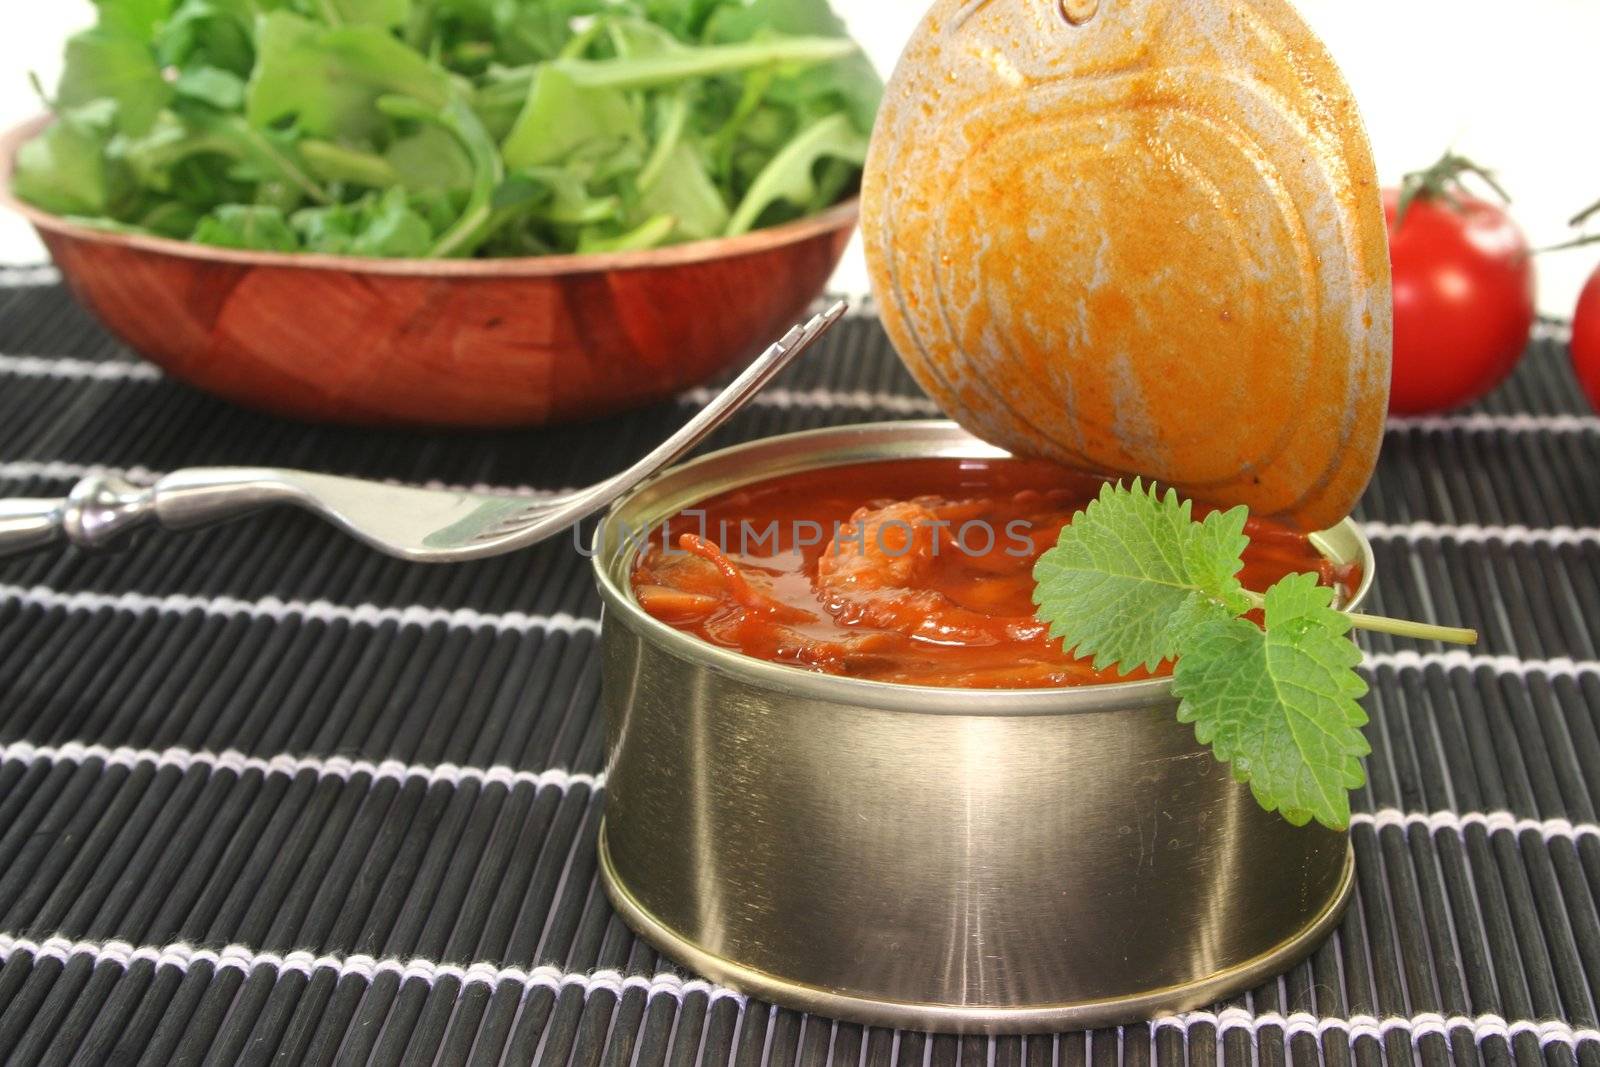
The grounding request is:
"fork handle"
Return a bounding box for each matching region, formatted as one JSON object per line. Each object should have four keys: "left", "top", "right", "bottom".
{"left": 0, "top": 471, "right": 296, "bottom": 560}
{"left": 0, "top": 498, "right": 71, "bottom": 556}
{"left": 0, "top": 477, "right": 160, "bottom": 559}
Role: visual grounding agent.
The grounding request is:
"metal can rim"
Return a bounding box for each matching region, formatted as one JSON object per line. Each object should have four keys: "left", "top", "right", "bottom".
{"left": 592, "top": 420, "right": 1375, "bottom": 718}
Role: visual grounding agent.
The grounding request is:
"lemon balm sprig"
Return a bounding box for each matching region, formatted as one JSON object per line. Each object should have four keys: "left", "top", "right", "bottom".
{"left": 1030, "top": 480, "right": 1477, "bottom": 831}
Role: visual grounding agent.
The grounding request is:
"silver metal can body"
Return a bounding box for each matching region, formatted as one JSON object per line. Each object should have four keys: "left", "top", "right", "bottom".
{"left": 593, "top": 422, "right": 1368, "bottom": 1033}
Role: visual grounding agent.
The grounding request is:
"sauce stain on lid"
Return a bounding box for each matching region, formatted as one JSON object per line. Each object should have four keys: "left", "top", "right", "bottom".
{"left": 861, "top": 0, "right": 1392, "bottom": 530}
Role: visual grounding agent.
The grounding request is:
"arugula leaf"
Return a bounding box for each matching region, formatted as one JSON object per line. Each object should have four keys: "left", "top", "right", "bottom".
{"left": 326, "top": 0, "right": 410, "bottom": 29}
{"left": 493, "top": 168, "right": 619, "bottom": 226}
{"left": 20, "top": 0, "right": 879, "bottom": 257}
{"left": 174, "top": 109, "right": 330, "bottom": 203}
{"left": 300, "top": 139, "right": 401, "bottom": 187}
{"left": 156, "top": 0, "right": 260, "bottom": 76}
{"left": 13, "top": 104, "right": 123, "bottom": 217}
{"left": 725, "top": 112, "right": 865, "bottom": 234}
{"left": 377, "top": 93, "right": 500, "bottom": 257}
{"left": 385, "top": 124, "right": 472, "bottom": 191}
{"left": 246, "top": 12, "right": 452, "bottom": 140}
{"left": 637, "top": 144, "right": 728, "bottom": 240}
{"left": 134, "top": 199, "right": 204, "bottom": 238}
{"left": 291, "top": 188, "right": 433, "bottom": 256}
{"left": 1030, "top": 479, "right": 1251, "bottom": 672}
{"left": 706, "top": 0, "right": 881, "bottom": 133}
{"left": 578, "top": 213, "right": 676, "bottom": 253}
{"left": 1172, "top": 574, "right": 1369, "bottom": 830}
{"left": 173, "top": 66, "right": 247, "bottom": 111}
{"left": 554, "top": 36, "right": 858, "bottom": 91}
{"left": 58, "top": 27, "right": 172, "bottom": 135}
{"left": 476, "top": 0, "right": 605, "bottom": 65}
{"left": 499, "top": 65, "right": 639, "bottom": 171}
{"left": 638, "top": 0, "right": 729, "bottom": 39}
{"left": 91, "top": 0, "right": 172, "bottom": 41}
{"left": 191, "top": 203, "right": 299, "bottom": 250}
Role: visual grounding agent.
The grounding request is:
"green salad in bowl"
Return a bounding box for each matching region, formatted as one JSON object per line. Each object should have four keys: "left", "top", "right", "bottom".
{"left": 13, "top": 0, "right": 881, "bottom": 259}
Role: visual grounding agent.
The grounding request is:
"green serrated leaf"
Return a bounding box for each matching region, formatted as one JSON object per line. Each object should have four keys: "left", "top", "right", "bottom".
{"left": 1171, "top": 572, "right": 1369, "bottom": 830}
{"left": 1030, "top": 481, "right": 1251, "bottom": 673}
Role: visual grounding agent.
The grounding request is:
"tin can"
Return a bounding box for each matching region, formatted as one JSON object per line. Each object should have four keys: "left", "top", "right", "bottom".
{"left": 592, "top": 421, "right": 1369, "bottom": 1033}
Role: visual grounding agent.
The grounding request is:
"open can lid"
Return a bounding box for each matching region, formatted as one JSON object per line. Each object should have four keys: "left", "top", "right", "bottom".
{"left": 862, "top": 0, "right": 1392, "bottom": 531}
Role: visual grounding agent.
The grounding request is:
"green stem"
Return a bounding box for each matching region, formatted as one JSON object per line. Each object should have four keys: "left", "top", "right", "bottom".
{"left": 1240, "top": 590, "right": 1478, "bottom": 646}
{"left": 379, "top": 94, "right": 502, "bottom": 258}
{"left": 578, "top": 213, "right": 676, "bottom": 253}
{"left": 200, "top": 115, "right": 330, "bottom": 205}
{"left": 1569, "top": 196, "right": 1600, "bottom": 229}
{"left": 1539, "top": 233, "right": 1600, "bottom": 255}
{"left": 559, "top": 19, "right": 607, "bottom": 60}
{"left": 1396, "top": 149, "right": 1509, "bottom": 228}
{"left": 1342, "top": 613, "right": 1478, "bottom": 646}
{"left": 636, "top": 91, "right": 690, "bottom": 193}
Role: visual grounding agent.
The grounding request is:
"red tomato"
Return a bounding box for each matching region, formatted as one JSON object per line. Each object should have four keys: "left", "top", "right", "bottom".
{"left": 1384, "top": 189, "right": 1536, "bottom": 414}
{"left": 1574, "top": 267, "right": 1600, "bottom": 412}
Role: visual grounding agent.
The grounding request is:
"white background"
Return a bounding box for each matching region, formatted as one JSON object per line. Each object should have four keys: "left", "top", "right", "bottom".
{"left": 1, "top": 1, "right": 1593, "bottom": 316}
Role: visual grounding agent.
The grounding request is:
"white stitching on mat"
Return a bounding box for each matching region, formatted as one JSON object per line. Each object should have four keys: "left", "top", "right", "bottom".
{"left": 3, "top": 584, "right": 1595, "bottom": 679}
{"left": 676, "top": 385, "right": 944, "bottom": 416}
{"left": 0, "top": 583, "right": 601, "bottom": 635}
{"left": 1353, "top": 809, "right": 1600, "bottom": 843}
{"left": 0, "top": 266, "right": 61, "bottom": 287}
{"left": 1388, "top": 413, "right": 1600, "bottom": 435}
{"left": 13, "top": 740, "right": 1600, "bottom": 852}
{"left": 1532, "top": 320, "right": 1573, "bottom": 344}
{"left": 1153, "top": 1008, "right": 1600, "bottom": 1049}
{"left": 0, "top": 461, "right": 166, "bottom": 485}
{"left": 1361, "top": 521, "right": 1600, "bottom": 547}
{"left": 0, "top": 582, "right": 1591, "bottom": 676}
{"left": 0, "top": 354, "right": 163, "bottom": 381}
{"left": 0, "top": 933, "right": 1593, "bottom": 1047}
{"left": 0, "top": 934, "right": 747, "bottom": 1006}
{"left": 6, "top": 738, "right": 1599, "bottom": 848}
{"left": 1363, "top": 649, "right": 1600, "bottom": 678}
{"left": 0, "top": 740, "right": 605, "bottom": 793}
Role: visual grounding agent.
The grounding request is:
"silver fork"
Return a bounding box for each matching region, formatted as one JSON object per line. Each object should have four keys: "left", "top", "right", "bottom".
{"left": 0, "top": 302, "right": 847, "bottom": 563}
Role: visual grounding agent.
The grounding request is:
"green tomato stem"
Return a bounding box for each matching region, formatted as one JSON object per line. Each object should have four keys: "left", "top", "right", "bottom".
{"left": 1569, "top": 196, "right": 1600, "bottom": 229}
{"left": 1538, "top": 233, "right": 1600, "bottom": 255}
{"left": 1341, "top": 613, "right": 1478, "bottom": 646}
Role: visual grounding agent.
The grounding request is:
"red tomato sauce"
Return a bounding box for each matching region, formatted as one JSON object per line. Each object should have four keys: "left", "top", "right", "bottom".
{"left": 628, "top": 459, "right": 1360, "bottom": 689}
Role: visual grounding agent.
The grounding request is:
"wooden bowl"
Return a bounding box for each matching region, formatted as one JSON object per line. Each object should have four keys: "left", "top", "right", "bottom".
{"left": 0, "top": 116, "right": 857, "bottom": 427}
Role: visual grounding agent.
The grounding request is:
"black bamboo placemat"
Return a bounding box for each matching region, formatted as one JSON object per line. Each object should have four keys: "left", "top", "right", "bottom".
{"left": 0, "top": 264, "right": 1596, "bottom": 1066}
